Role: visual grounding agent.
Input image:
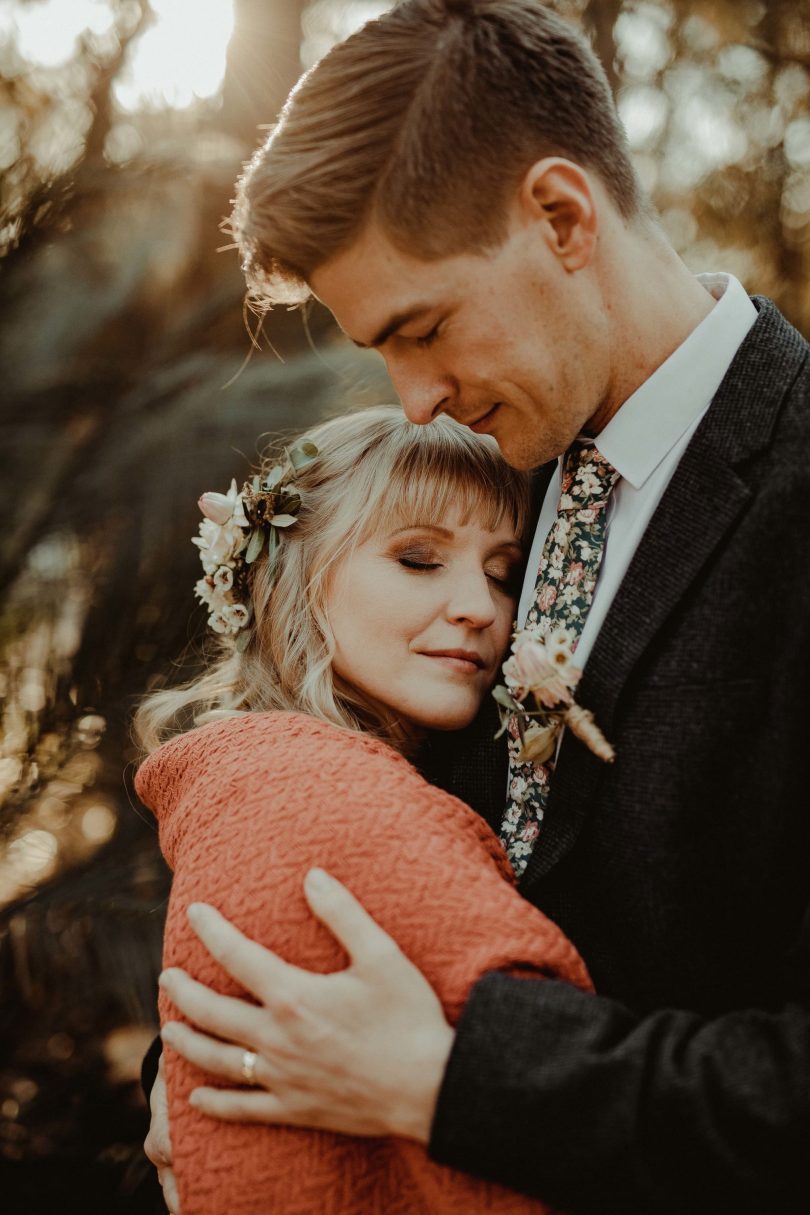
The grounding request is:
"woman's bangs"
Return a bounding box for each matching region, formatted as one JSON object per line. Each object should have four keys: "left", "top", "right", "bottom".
{"left": 364, "top": 440, "right": 526, "bottom": 539}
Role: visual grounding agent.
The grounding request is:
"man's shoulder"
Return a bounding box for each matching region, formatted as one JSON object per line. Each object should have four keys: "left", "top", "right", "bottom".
{"left": 743, "top": 296, "right": 809, "bottom": 390}
{"left": 699, "top": 297, "right": 808, "bottom": 473}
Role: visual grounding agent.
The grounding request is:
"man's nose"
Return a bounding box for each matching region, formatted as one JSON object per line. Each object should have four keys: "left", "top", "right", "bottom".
{"left": 446, "top": 571, "right": 498, "bottom": 629}
{"left": 384, "top": 357, "right": 451, "bottom": 426}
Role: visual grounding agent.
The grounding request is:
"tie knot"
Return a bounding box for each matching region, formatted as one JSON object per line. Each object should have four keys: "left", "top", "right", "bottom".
{"left": 558, "top": 440, "right": 619, "bottom": 512}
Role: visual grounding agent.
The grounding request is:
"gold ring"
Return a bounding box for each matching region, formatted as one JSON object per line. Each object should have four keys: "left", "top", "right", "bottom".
{"left": 240, "top": 1049, "right": 258, "bottom": 1084}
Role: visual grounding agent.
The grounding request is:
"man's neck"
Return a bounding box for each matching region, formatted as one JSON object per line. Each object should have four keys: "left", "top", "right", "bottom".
{"left": 587, "top": 227, "right": 717, "bottom": 435}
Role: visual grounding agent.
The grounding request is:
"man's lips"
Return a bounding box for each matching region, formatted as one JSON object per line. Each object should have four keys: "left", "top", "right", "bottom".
{"left": 419, "top": 649, "right": 486, "bottom": 673}
{"left": 468, "top": 403, "right": 501, "bottom": 433}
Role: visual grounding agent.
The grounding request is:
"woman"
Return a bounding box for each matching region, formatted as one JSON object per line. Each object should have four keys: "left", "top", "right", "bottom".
{"left": 135, "top": 406, "right": 590, "bottom": 1214}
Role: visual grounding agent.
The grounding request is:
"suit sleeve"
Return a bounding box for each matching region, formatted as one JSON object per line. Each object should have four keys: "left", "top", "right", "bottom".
{"left": 429, "top": 969, "right": 810, "bottom": 1215}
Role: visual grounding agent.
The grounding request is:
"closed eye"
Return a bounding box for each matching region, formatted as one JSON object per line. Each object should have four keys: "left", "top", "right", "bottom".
{"left": 398, "top": 557, "right": 442, "bottom": 571}
{"left": 485, "top": 568, "right": 521, "bottom": 594}
{"left": 414, "top": 324, "right": 440, "bottom": 349}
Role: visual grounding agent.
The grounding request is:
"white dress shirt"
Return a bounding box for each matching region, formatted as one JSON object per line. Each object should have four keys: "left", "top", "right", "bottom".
{"left": 517, "top": 272, "right": 758, "bottom": 671}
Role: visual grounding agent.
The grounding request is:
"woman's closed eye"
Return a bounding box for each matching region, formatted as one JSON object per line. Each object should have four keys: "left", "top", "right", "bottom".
{"left": 484, "top": 562, "right": 521, "bottom": 593}
{"left": 398, "top": 552, "right": 442, "bottom": 572}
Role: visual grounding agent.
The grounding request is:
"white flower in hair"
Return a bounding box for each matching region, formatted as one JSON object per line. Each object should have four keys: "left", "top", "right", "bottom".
{"left": 191, "top": 440, "right": 320, "bottom": 644}
{"left": 198, "top": 480, "right": 250, "bottom": 529}
{"left": 207, "top": 610, "right": 230, "bottom": 635}
{"left": 222, "top": 603, "right": 250, "bottom": 630}
{"left": 213, "top": 566, "right": 234, "bottom": 592}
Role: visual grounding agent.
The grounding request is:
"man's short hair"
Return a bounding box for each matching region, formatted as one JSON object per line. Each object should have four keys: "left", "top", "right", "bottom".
{"left": 232, "top": 0, "right": 644, "bottom": 310}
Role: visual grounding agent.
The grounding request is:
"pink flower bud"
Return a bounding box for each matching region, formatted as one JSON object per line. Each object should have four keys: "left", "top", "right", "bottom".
{"left": 198, "top": 491, "right": 235, "bottom": 526}
{"left": 512, "top": 640, "right": 555, "bottom": 688}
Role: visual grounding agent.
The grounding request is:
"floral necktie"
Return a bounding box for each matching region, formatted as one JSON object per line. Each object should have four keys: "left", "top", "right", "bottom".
{"left": 500, "top": 440, "right": 620, "bottom": 877}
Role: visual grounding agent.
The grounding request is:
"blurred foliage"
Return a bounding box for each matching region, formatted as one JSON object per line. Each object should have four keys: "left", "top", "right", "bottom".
{"left": 0, "top": 0, "right": 807, "bottom": 1209}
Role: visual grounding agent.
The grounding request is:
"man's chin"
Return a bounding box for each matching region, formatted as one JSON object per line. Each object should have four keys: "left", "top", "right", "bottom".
{"left": 492, "top": 433, "right": 552, "bottom": 471}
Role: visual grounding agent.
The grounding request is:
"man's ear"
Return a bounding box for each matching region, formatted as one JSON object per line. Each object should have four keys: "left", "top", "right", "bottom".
{"left": 517, "top": 158, "right": 598, "bottom": 272}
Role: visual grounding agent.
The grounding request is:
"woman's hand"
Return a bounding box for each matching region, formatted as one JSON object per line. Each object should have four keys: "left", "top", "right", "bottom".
{"left": 144, "top": 1054, "right": 181, "bottom": 1213}
{"left": 159, "top": 868, "right": 455, "bottom": 1143}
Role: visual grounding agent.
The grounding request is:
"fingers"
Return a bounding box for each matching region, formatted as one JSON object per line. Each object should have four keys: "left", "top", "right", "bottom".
{"left": 303, "top": 868, "right": 402, "bottom": 968}
{"left": 161, "top": 1020, "right": 270, "bottom": 1088}
{"left": 159, "top": 967, "right": 265, "bottom": 1045}
{"left": 144, "top": 1064, "right": 172, "bottom": 1169}
{"left": 189, "top": 1085, "right": 290, "bottom": 1125}
{"left": 144, "top": 1123, "right": 172, "bottom": 1170}
{"left": 183, "top": 904, "right": 297, "bottom": 1003}
{"left": 159, "top": 1166, "right": 182, "bottom": 1214}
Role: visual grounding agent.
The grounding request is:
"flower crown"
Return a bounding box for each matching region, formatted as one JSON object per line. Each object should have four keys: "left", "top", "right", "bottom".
{"left": 192, "top": 439, "right": 319, "bottom": 648}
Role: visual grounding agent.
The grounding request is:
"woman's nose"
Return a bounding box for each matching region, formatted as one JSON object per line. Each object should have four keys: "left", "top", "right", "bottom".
{"left": 446, "top": 572, "right": 498, "bottom": 628}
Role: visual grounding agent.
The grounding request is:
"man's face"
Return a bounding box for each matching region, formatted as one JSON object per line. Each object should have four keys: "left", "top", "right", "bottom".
{"left": 310, "top": 217, "right": 611, "bottom": 469}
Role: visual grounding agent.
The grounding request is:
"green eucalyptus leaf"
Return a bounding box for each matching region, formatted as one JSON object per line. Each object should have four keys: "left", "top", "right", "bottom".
{"left": 264, "top": 465, "right": 284, "bottom": 490}
{"left": 288, "top": 440, "right": 319, "bottom": 470}
{"left": 245, "top": 527, "right": 265, "bottom": 563}
{"left": 270, "top": 514, "right": 297, "bottom": 528}
{"left": 275, "top": 491, "right": 300, "bottom": 514}
{"left": 252, "top": 475, "right": 260, "bottom": 493}
{"left": 235, "top": 629, "right": 252, "bottom": 653}
{"left": 492, "top": 685, "right": 520, "bottom": 711}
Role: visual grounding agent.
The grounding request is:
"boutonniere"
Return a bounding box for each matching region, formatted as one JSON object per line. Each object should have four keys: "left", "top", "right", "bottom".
{"left": 493, "top": 627, "right": 615, "bottom": 765}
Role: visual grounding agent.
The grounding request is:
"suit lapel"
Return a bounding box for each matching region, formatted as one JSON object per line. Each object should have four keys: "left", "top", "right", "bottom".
{"left": 520, "top": 297, "right": 808, "bottom": 889}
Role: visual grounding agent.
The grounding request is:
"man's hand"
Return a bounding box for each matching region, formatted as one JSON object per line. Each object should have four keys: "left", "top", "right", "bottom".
{"left": 159, "top": 867, "right": 455, "bottom": 1143}
{"left": 144, "top": 1054, "right": 181, "bottom": 1213}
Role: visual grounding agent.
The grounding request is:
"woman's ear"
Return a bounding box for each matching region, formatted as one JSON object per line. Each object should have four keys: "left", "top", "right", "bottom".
{"left": 517, "top": 158, "right": 599, "bottom": 272}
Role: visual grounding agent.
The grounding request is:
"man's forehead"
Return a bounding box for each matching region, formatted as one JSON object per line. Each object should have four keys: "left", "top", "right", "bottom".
{"left": 310, "top": 226, "right": 455, "bottom": 346}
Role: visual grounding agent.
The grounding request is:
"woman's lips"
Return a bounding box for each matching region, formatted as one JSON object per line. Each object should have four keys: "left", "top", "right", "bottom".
{"left": 420, "top": 650, "right": 485, "bottom": 675}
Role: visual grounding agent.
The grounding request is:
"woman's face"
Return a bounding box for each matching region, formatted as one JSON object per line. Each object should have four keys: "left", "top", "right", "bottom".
{"left": 326, "top": 506, "right": 523, "bottom": 734}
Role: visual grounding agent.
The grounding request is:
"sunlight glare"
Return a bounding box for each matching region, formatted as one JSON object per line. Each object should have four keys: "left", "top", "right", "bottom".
{"left": 113, "top": 0, "right": 235, "bottom": 111}
{"left": 2, "top": 0, "right": 115, "bottom": 67}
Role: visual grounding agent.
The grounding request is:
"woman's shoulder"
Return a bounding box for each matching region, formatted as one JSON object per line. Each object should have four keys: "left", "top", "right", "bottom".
{"left": 134, "top": 710, "right": 413, "bottom": 810}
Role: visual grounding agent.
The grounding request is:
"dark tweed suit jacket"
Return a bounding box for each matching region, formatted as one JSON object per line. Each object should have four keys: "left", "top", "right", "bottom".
{"left": 424, "top": 298, "right": 810, "bottom": 1215}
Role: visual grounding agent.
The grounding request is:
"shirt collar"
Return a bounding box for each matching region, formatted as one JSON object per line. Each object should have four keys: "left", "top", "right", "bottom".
{"left": 588, "top": 273, "right": 758, "bottom": 490}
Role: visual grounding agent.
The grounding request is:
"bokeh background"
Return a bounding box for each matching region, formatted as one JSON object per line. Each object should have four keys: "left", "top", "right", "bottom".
{"left": 0, "top": 0, "right": 808, "bottom": 1209}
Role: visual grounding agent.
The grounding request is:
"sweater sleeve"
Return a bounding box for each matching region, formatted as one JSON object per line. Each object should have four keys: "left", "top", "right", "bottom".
{"left": 140, "top": 711, "right": 590, "bottom": 1017}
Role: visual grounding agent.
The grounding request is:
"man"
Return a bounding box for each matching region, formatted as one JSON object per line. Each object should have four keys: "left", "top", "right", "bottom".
{"left": 146, "top": 2, "right": 810, "bottom": 1212}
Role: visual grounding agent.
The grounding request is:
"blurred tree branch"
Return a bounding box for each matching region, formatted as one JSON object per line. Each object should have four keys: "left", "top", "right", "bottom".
{"left": 0, "top": 0, "right": 154, "bottom": 257}
{"left": 584, "top": 0, "right": 622, "bottom": 98}
{"left": 222, "top": 0, "right": 308, "bottom": 147}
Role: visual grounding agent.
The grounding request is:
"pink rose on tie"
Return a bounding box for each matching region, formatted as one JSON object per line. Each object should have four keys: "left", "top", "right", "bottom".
{"left": 537, "top": 585, "right": 557, "bottom": 612}
{"left": 565, "top": 561, "right": 585, "bottom": 585}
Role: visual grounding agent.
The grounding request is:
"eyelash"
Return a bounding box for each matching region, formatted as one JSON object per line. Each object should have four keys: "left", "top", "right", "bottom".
{"left": 398, "top": 556, "right": 514, "bottom": 590}
{"left": 415, "top": 324, "right": 440, "bottom": 349}
{"left": 398, "top": 557, "right": 441, "bottom": 572}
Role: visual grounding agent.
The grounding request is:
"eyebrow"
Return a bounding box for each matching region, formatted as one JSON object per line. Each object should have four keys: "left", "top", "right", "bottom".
{"left": 388, "top": 525, "right": 524, "bottom": 555}
{"left": 351, "top": 304, "right": 434, "bottom": 349}
{"left": 389, "top": 524, "right": 453, "bottom": 538}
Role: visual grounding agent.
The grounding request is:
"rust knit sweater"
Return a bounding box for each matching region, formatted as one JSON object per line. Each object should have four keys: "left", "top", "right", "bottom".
{"left": 135, "top": 711, "right": 592, "bottom": 1215}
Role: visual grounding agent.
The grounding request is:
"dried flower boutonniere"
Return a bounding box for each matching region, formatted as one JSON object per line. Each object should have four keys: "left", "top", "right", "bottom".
{"left": 493, "top": 627, "right": 615, "bottom": 764}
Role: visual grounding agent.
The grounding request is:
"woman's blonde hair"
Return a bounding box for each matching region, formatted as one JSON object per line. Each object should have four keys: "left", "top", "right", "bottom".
{"left": 133, "top": 406, "right": 530, "bottom": 755}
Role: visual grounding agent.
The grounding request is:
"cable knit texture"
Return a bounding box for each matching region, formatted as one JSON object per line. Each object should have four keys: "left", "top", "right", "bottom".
{"left": 135, "top": 711, "right": 592, "bottom": 1214}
